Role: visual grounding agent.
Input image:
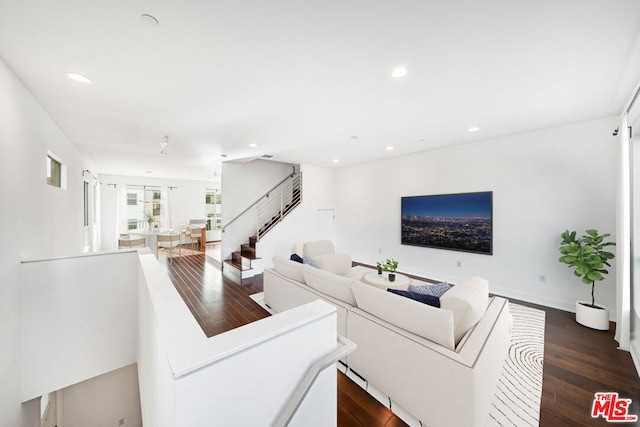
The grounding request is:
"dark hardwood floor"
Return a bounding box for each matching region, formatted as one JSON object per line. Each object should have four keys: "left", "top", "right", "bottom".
{"left": 160, "top": 249, "right": 640, "bottom": 426}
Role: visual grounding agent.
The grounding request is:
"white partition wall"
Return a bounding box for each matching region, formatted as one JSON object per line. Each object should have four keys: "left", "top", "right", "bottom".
{"left": 20, "top": 251, "right": 139, "bottom": 402}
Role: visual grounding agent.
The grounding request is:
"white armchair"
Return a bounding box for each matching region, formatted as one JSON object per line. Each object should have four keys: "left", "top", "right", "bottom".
{"left": 302, "top": 240, "right": 352, "bottom": 275}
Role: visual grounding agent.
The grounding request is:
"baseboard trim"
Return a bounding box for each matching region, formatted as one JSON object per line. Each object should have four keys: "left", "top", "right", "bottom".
{"left": 489, "top": 285, "right": 619, "bottom": 321}
{"left": 631, "top": 337, "right": 640, "bottom": 379}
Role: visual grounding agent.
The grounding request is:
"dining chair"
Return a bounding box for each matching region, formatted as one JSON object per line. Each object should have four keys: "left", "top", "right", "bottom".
{"left": 118, "top": 236, "right": 146, "bottom": 249}
{"left": 181, "top": 224, "right": 192, "bottom": 247}
{"left": 157, "top": 233, "right": 181, "bottom": 264}
{"left": 189, "top": 226, "right": 202, "bottom": 250}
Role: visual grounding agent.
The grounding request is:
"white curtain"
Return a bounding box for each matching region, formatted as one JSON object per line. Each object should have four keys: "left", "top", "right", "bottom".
{"left": 162, "top": 187, "right": 172, "bottom": 232}
{"left": 615, "top": 113, "right": 631, "bottom": 351}
{"left": 116, "top": 184, "right": 125, "bottom": 235}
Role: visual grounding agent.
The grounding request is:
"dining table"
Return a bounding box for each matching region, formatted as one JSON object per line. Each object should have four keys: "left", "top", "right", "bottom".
{"left": 129, "top": 229, "right": 166, "bottom": 257}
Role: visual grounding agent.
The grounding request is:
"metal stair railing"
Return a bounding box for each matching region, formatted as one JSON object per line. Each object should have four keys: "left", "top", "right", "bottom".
{"left": 256, "top": 173, "right": 302, "bottom": 240}
{"left": 221, "top": 172, "right": 302, "bottom": 241}
{"left": 272, "top": 334, "right": 356, "bottom": 427}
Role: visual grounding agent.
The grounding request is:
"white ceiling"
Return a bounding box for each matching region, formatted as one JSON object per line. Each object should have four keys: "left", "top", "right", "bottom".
{"left": 1, "top": 0, "right": 639, "bottom": 180}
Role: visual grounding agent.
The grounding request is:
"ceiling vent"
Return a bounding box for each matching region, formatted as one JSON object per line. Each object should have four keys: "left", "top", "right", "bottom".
{"left": 261, "top": 154, "right": 275, "bottom": 159}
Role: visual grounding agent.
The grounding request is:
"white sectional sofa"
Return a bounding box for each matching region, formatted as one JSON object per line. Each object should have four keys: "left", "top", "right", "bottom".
{"left": 263, "top": 240, "right": 512, "bottom": 427}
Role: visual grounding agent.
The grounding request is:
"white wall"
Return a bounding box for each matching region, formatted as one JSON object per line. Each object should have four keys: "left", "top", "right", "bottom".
{"left": 335, "top": 117, "right": 619, "bottom": 315}
{"left": 20, "top": 251, "right": 138, "bottom": 402}
{"left": 58, "top": 364, "right": 141, "bottom": 427}
{"left": 99, "top": 174, "right": 206, "bottom": 251}
{"left": 0, "top": 56, "right": 95, "bottom": 427}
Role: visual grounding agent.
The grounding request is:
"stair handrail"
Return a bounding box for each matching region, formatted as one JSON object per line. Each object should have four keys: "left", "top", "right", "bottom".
{"left": 271, "top": 334, "right": 357, "bottom": 427}
{"left": 221, "top": 172, "right": 301, "bottom": 233}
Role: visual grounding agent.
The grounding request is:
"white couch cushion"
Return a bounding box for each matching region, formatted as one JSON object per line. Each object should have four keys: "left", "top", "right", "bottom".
{"left": 302, "top": 267, "right": 356, "bottom": 305}
{"left": 351, "top": 280, "right": 455, "bottom": 350}
{"left": 272, "top": 256, "right": 311, "bottom": 283}
{"left": 301, "top": 240, "right": 352, "bottom": 275}
{"left": 313, "top": 253, "right": 352, "bottom": 275}
{"left": 291, "top": 242, "right": 304, "bottom": 256}
{"left": 440, "top": 276, "right": 488, "bottom": 344}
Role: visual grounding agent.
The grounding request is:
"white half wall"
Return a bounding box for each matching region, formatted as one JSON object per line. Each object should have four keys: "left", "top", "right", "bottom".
{"left": 136, "top": 250, "right": 338, "bottom": 426}
{"left": 335, "top": 117, "right": 619, "bottom": 315}
{"left": 20, "top": 251, "right": 139, "bottom": 402}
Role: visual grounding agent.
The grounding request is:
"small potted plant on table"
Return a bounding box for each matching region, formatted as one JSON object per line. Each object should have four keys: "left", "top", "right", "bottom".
{"left": 558, "top": 229, "right": 615, "bottom": 330}
{"left": 377, "top": 258, "right": 399, "bottom": 282}
{"left": 145, "top": 212, "right": 155, "bottom": 230}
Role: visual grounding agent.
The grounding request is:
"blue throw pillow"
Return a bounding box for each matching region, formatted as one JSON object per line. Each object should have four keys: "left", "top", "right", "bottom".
{"left": 302, "top": 255, "right": 320, "bottom": 268}
{"left": 408, "top": 281, "right": 451, "bottom": 297}
{"left": 387, "top": 289, "right": 441, "bottom": 308}
{"left": 290, "top": 253, "right": 303, "bottom": 263}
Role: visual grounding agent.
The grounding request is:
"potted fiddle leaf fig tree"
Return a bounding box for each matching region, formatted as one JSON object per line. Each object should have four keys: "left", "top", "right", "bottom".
{"left": 558, "top": 229, "right": 615, "bottom": 330}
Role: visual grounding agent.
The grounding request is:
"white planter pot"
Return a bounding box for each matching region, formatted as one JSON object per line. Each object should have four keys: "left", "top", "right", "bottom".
{"left": 575, "top": 301, "right": 610, "bottom": 330}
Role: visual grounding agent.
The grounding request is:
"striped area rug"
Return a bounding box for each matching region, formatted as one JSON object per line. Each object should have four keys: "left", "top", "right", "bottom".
{"left": 488, "top": 303, "right": 546, "bottom": 427}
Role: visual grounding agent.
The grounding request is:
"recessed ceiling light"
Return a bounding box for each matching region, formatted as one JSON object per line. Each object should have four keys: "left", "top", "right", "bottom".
{"left": 386, "top": 146, "right": 394, "bottom": 151}
{"left": 468, "top": 127, "right": 480, "bottom": 132}
{"left": 249, "top": 143, "right": 258, "bottom": 148}
{"left": 391, "top": 67, "right": 408, "bottom": 78}
{"left": 141, "top": 14, "right": 159, "bottom": 26}
{"left": 332, "top": 159, "right": 339, "bottom": 163}
{"left": 66, "top": 72, "right": 92, "bottom": 84}
{"left": 145, "top": 170, "right": 152, "bottom": 174}
{"left": 350, "top": 135, "right": 359, "bottom": 140}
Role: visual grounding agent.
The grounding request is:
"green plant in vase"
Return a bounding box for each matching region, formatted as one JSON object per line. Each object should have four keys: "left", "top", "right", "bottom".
{"left": 145, "top": 212, "right": 154, "bottom": 229}
{"left": 377, "top": 258, "right": 399, "bottom": 281}
{"left": 558, "top": 229, "right": 615, "bottom": 330}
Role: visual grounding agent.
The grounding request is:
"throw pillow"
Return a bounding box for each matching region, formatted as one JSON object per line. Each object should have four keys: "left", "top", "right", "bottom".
{"left": 387, "top": 289, "right": 441, "bottom": 308}
{"left": 408, "top": 281, "right": 451, "bottom": 297}
{"left": 290, "top": 253, "right": 303, "bottom": 263}
{"left": 303, "top": 255, "right": 320, "bottom": 268}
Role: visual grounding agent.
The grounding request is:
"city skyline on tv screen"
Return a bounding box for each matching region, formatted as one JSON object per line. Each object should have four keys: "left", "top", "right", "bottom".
{"left": 401, "top": 191, "right": 492, "bottom": 255}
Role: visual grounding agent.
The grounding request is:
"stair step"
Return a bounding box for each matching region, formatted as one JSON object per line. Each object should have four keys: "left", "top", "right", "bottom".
{"left": 241, "top": 244, "right": 259, "bottom": 260}
{"left": 223, "top": 258, "right": 252, "bottom": 272}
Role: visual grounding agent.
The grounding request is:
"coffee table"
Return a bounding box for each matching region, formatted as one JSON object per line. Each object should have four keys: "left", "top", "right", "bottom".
{"left": 361, "top": 271, "right": 410, "bottom": 290}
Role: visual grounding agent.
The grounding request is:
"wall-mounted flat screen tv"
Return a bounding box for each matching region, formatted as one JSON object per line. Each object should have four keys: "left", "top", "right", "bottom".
{"left": 401, "top": 191, "right": 493, "bottom": 255}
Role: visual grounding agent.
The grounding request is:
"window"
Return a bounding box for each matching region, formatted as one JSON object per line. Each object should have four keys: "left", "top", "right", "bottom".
{"left": 206, "top": 191, "right": 222, "bottom": 230}
{"left": 124, "top": 185, "right": 163, "bottom": 231}
{"left": 47, "top": 155, "right": 61, "bottom": 187}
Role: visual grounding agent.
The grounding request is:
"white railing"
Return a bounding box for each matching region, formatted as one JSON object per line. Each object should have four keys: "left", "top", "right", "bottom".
{"left": 273, "top": 335, "right": 356, "bottom": 427}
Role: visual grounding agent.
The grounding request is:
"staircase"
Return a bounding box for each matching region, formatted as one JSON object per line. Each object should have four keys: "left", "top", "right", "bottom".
{"left": 222, "top": 172, "right": 302, "bottom": 280}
